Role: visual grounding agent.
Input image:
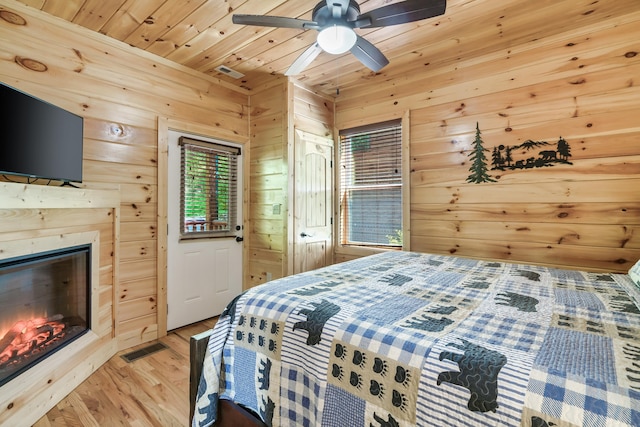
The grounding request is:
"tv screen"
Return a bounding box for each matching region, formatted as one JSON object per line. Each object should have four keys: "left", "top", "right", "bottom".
{"left": 0, "top": 82, "right": 83, "bottom": 183}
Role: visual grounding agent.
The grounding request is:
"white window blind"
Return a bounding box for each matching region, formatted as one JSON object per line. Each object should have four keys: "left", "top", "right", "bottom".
{"left": 179, "top": 137, "right": 240, "bottom": 239}
{"left": 339, "top": 120, "right": 403, "bottom": 247}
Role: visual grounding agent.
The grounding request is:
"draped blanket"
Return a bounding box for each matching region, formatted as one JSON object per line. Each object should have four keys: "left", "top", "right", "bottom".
{"left": 193, "top": 251, "right": 640, "bottom": 427}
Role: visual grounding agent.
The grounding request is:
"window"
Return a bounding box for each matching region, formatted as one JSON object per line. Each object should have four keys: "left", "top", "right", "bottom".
{"left": 339, "top": 120, "right": 403, "bottom": 248}
{"left": 179, "top": 137, "right": 240, "bottom": 239}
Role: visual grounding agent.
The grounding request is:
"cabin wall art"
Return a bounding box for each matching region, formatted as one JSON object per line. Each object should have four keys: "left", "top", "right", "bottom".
{"left": 467, "top": 123, "right": 573, "bottom": 184}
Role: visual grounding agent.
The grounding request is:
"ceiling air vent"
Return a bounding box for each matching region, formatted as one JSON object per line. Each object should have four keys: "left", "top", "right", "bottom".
{"left": 214, "top": 65, "right": 245, "bottom": 79}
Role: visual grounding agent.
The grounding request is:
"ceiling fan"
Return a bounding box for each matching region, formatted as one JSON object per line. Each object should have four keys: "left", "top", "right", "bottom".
{"left": 232, "top": 0, "right": 447, "bottom": 76}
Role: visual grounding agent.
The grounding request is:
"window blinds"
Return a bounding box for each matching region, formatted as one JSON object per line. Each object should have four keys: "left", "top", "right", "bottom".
{"left": 339, "top": 120, "right": 402, "bottom": 247}
{"left": 179, "top": 137, "right": 240, "bottom": 239}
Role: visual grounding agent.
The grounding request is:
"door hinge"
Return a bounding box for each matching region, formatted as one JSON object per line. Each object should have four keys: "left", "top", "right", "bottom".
{"left": 330, "top": 217, "right": 333, "bottom": 225}
{"left": 330, "top": 160, "right": 333, "bottom": 168}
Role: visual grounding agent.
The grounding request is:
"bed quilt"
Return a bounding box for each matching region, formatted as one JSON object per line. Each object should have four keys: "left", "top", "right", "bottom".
{"left": 193, "top": 251, "right": 640, "bottom": 427}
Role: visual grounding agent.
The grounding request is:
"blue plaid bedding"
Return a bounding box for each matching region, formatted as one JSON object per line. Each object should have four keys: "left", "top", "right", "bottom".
{"left": 192, "top": 251, "right": 640, "bottom": 426}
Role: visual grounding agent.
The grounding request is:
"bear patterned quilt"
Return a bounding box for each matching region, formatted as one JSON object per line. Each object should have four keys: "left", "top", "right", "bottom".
{"left": 192, "top": 251, "right": 640, "bottom": 427}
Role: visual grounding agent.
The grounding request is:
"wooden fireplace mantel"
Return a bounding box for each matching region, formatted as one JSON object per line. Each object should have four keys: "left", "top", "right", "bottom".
{"left": 0, "top": 181, "right": 120, "bottom": 426}
{"left": 0, "top": 182, "right": 120, "bottom": 209}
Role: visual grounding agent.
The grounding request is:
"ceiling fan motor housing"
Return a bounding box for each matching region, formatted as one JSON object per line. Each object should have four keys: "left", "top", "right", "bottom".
{"left": 312, "top": 0, "right": 361, "bottom": 28}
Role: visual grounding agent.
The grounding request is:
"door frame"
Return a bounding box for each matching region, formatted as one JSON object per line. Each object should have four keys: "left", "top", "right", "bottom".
{"left": 157, "top": 117, "right": 249, "bottom": 337}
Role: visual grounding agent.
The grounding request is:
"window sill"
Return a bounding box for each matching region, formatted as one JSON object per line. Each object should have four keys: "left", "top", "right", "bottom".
{"left": 335, "top": 244, "right": 402, "bottom": 259}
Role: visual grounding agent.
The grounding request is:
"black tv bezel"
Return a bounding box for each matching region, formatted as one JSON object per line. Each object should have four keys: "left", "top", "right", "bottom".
{"left": 0, "top": 82, "right": 84, "bottom": 184}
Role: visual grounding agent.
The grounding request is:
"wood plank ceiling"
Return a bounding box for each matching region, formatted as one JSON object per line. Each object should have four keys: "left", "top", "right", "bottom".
{"left": 8, "top": 0, "right": 456, "bottom": 96}
{"left": 12, "top": 0, "right": 632, "bottom": 97}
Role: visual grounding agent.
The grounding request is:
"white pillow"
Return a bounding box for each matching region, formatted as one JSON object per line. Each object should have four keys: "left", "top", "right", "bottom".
{"left": 629, "top": 259, "right": 640, "bottom": 289}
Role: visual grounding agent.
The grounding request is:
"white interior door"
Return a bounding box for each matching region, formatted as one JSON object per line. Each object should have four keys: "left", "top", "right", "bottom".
{"left": 167, "top": 130, "right": 243, "bottom": 330}
{"left": 294, "top": 130, "right": 334, "bottom": 274}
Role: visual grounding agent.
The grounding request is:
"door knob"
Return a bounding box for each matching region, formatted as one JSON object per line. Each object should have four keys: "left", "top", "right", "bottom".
{"left": 300, "top": 232, "right": 313, "bottom": 238}
{"left": 235, "top": 236, "right": 244, "bottom": 242}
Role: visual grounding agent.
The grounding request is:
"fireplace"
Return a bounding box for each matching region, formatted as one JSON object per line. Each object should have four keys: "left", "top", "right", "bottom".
{"left": 0, "top": 244, "right": 91, "bottom": 387}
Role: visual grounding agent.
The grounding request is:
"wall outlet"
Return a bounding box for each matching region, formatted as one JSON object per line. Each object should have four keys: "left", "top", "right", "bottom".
{"left": 266, "top": 272, "right": 272, "bottom": 281}
{"left": 272, "top": 204, "right": 281, "bottom": 215}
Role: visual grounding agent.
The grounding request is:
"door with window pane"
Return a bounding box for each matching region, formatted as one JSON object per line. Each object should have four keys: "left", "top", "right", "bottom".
{"left": 167, "top": 131, "right": 243, "bottom": 330}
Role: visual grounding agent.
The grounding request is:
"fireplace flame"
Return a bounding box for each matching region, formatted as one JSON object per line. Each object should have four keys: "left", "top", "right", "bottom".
{"left": 0, "top": 314, "right": 66, "bottom": 364}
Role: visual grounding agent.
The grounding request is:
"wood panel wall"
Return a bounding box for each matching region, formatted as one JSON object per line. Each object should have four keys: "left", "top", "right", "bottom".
{"left": 291, "top": 80, "right": 334, "bottom": 140}
{"left": 0, "top": 0, "right": 249, "bottom": 348}
{"left": 247, "top": 78, "right": 334, "bottom": 287}
{"left": 248, "top": 79, "right": 289, "bottom": 287}
{"left": 335, "top": 2, "right": 640, "bottom": 272}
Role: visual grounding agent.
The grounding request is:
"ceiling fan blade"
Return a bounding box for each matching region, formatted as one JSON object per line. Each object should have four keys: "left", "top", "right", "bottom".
{"left": 326, "top": 0, "right": 350, "bottom": 18}
{"left": 285, "top": 43, "right": 324, "bottom": 76}
{"left": 232, "top": 14, "right": 317, "bottom": 30}
{"left": 350, "top": 35, "right": 389, "bottom": 72}
{"left": 356, "top": 0, "right": 446, "bottom": 28}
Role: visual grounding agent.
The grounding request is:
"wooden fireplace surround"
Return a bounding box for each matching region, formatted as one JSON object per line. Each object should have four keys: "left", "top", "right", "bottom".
{"left": 0, "top": 182, "right": 120, "bottom": 426}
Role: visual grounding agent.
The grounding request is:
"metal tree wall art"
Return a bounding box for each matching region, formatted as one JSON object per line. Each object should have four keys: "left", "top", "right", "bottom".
{"left": 465, "top": 123, "right": 574, "bottom": 184}
{"left": 491, "top": 137, "right": 572, "bottom": 170}
{"left": 466, "top": 123, "right": 496, "bottom": 184}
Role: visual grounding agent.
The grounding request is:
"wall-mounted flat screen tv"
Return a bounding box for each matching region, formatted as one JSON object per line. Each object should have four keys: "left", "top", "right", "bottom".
{"left": 0, "top": 82, "right": 83, "bottom": 183}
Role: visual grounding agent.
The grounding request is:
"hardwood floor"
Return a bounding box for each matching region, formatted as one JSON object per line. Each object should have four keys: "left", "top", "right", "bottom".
{"left": 33, "top": 318, "right": 217, "bottom": 427}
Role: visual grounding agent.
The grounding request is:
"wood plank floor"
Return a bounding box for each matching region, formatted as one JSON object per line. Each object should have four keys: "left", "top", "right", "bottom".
{"left": 33, "top": 318, "right": 217, "bottom": 427}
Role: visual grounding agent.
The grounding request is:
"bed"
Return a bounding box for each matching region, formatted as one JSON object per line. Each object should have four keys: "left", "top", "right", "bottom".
{"left": 191, "top": 251, "right": 640, "bottom": 426}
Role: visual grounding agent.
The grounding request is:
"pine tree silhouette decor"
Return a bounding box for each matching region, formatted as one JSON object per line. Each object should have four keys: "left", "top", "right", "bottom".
{"left": 466, "top": 123, "right": 496, "bottom": 183}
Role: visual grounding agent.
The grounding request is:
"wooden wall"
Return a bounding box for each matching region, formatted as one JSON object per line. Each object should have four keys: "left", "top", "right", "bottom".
{"left": 0, "top": 0, "right": 249, "bottom": 347}
{"left": 291, "top": 80, "right": 334, "bottom": 140}
{"left": 335, "top": 1, "right": 640, "bottom": 272}
{"left": 248, "top": 79, "right": 334, "bottom": 287}
{"left": 248, "top": 80, "right": 289, "bottom": 286}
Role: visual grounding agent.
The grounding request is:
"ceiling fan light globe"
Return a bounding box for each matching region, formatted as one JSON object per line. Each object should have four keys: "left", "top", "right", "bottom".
{"left": 317, "top": 25, "right": 356, "bottom": 54}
